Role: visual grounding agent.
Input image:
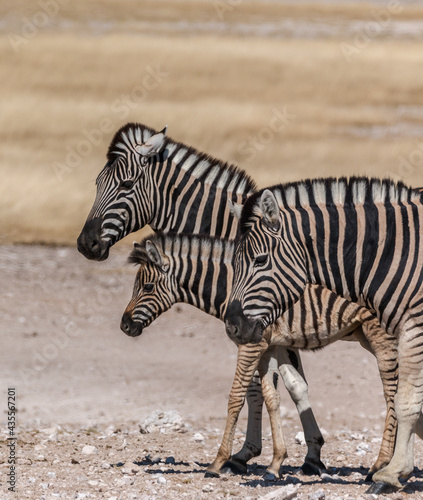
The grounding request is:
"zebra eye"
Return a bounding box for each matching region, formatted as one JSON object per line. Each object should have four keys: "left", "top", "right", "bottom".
{"left": 143, "top": 283, "right": 155, "bottom": 293}
{"left": 120, "top": 179, "right": 135, "bottom": 190}
{"left": 254, "top": 254, "right": 268, "bottom": 267}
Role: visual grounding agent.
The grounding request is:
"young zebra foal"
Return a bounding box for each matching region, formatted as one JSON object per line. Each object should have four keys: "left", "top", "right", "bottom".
{"left": 122, "top": 233, "right": 403, "bottom": 479}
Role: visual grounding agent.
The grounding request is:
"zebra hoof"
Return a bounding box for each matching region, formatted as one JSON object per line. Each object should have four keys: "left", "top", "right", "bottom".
{"left": 301, "top": 460, "right": 326, "bottom": 476}
{"left": 204, "top": 470, "right": 220, "bottom": 478}
{"left": 221, "top": 459, "right": 247, "bottom": 475}
{"left": 366, "top": 481, "right": 400, "bottom": 494}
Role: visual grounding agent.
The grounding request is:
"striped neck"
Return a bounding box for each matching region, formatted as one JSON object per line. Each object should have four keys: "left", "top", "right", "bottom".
{"left": 158, "top": 234, "right": 234, "bottom": 319}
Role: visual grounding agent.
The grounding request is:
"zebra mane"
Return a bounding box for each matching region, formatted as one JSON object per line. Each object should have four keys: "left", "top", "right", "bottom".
{"left": 240, "top": 176, "right": 423, "bottom": 234}
{"left": 128, "top": 232, "right": 235, "bottom": 267}
{"left": 107, "top": 123, "right": 257, "bottom": 195}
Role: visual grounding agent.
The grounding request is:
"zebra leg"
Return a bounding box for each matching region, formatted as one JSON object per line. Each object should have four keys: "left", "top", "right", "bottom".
{"left": 358, "top": 321, "right": 398, "bottom": 479}
{"left": 227, "top": 371, "right": 264, "bottom": 473}
{"left": 206, "top": 340, "right": 269, "bottom": 477}
{"left": 369, "top": 323, "right": 423, "bottom": 493}
{"left": 276, "top": 348, "right": 326, "bottom": 475}
{"left": 257, "top": 348, "right": 288, "bottom": 478}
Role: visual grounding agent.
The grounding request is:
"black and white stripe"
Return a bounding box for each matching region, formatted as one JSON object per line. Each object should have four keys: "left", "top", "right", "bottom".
{"left": 122, "top": 232, "right": 402, "bottom": 477}
{"left": 227, "top": 177, "right": 423, "bottom": 491}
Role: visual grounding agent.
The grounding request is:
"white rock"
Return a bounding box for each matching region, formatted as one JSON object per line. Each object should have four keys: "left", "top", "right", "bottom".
{"left": 202, "top": 483, "right": 214, "bottom": 492}
{"left": 193, "top": 433, "right": 205, "bottom": 442}
{"left": 81, "top": 445, "right": 98, "bottom": 455}
{"left": 88, "top": 480, "right": 98, "bottom": 486}
{"left": 140, "top": 409, "right": 185, "bottom": 434}
{"left": 308, "top": 490, "right": 325, "bottom": 500}
{"left": 101, "top": 462, "right": 111, "bottom": 469}
{"left": 356, "top": 442, "right": 371, "bottom": 453}
{"left": 259, "top": 484, "right": 299, "bottom": 499}
{"left": 157, "top": 475, "right": 166, "bottom": 485}
{"left": 294, "top": 431, "right": 306, "bottom": 446}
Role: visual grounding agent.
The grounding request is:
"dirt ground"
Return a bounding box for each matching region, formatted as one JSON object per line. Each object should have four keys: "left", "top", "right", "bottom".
{"left": 0, "top": 244, "right": 423, "bottom": 499}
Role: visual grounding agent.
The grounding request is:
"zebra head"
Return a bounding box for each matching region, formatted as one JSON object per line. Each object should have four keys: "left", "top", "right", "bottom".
{"left": 77, "top": 124, "right": 167, "bottom": 261}
{"left": 225, "top": 189, "right": 307, "bottom": 344}
{"left": 120, "top": 238, "right": 177, "bottom": 337}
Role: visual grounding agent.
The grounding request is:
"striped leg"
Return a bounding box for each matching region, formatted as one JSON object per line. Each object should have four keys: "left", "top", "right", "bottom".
{"left": 257, "top": 349, "right": 288, "bottom": 477}
{"left": 228, "top": 372, "right": 264, "bottom": 473}
{"left": 206, "top": 339, "right": 271, "bottom": 477}
{"left": 276, "top": 348, "right": 326, "bottom": 475}
{"left": 358, "top": 320, "right": 398, "bottom": 477}
{"left": 370, "top": 321, "right": 423, "bottom": 492}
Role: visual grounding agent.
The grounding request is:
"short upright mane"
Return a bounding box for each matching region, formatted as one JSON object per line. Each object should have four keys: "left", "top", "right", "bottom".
{"left": 129, "top": 232, "right": 235, "bottom": 267}
{"left": 240, "top": 176, "right": 423, "bottom": 234}
{"left": 107, "top": 123, "right": 257, "bottom": 195}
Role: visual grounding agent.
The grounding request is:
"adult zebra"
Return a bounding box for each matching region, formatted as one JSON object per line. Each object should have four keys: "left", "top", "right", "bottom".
{"left": 121, "top": 233, "right": 401, "bottom": 478}
{"left": 77, "top": 123, "right": 327, "bottom": 474}
{"left": 226, "top": 178, "right": 423, "bottom": 493}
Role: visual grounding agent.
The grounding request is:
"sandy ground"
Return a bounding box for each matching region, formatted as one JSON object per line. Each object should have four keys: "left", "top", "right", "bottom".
{"left": 1, "top": 244, "right": 423, "bottom": 499}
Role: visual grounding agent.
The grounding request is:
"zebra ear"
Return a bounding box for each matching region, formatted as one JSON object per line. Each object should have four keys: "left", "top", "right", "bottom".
{"left": 260, "top": 190, "right": 281, "bottom": 232}
{"left": 228, "top": 199, "right": 243, "bottom": 220}
{"left": 145, "top": 240, "right": 169, "bottom": 271}
{"left": 135, "top": 125, "right": 167, "bottom": 157}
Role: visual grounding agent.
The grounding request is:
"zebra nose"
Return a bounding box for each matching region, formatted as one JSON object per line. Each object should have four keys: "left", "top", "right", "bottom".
{"left": 120, "top": 312, "right": 143, "bottom": 337}
{"left": 225, "top": 321, "right": 239, "bottom": 338}
{"left": 77, "top": 217, "right": 109, "bottom": 261}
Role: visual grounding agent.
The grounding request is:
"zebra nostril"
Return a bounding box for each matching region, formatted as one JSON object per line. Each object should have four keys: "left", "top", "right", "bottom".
{"left": 91, "top": 240, "right": 99, "bottom": 250}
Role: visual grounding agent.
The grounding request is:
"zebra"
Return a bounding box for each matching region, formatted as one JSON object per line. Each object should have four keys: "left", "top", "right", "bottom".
{"left": 76, "top": 123, "right": 420, "bottom": 479}
{"left": 225, "top": 177, "right": 423, "bottom": 493}
{"left": 121, "top": 233, "right": 404, "bottom": 479}
{"left": 76, "top": 122, "right": 328, "bottom": 474}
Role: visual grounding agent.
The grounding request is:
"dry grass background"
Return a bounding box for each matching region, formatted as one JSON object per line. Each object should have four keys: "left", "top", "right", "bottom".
{"left": 1, "top": 0, "right": 423, "bottom": 245}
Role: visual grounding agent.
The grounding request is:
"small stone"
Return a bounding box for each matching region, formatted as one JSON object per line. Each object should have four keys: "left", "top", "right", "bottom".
{"left": 202, "top": 484, "right": 214, "bottom": 492}
{"left": 356, "top": 450, "right": 366, "bottom": 457}
{"left": 140, "top": 409, "right": 185, "bottom": 434}
{"left": 320, "top": 473, "right": 333, "bottom": 482}
{"left": 258, "top": 484, "right": 299, "bottom": 499}
{"left": 335, "top": 455, "right": 345, "bottom": 462}
{"left": 101, "top": 462, "right": 111, "bottom": 469}
{"left": 47, "top": 472, "right": 56, "bottom": 478}
{"left": 82, "top": 445, "right": 98, "bottom": 455}
{"left": 193, "top": 433, "right": 204, "bottom": 442}
{"left": 356, "top": 442, "right": 371, "bottom": 453}
{"left": 308, "top": 489, "right": 325, "bottom": 500}
{"left": 157, "top": 475, "right": 166, "bottom": 485}
{"left": 88, "top": 480, "right": 98, "bottom": 486}
{"left": 294, "top": 432, "right": 306, "bottom": 446}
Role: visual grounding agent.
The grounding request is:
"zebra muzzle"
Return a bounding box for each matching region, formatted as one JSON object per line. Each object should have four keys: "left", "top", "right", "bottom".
{"left": 120, "top": 312, "right": 143, "bottom": 337}
{"left": 224, "top": 300, "right": 264, "bottom": 345}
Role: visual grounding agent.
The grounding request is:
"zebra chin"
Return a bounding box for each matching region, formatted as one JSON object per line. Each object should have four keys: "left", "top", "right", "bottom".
{"left": 120, "top": 313, "right": 144, "bottom": 337}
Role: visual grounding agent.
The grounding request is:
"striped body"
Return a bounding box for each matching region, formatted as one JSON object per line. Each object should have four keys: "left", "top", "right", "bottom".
{"left": 228, "top": 177, "right": 423, "bottom": 490}
{"left": 122, "top": 233, "right": 401, "bottom": 476}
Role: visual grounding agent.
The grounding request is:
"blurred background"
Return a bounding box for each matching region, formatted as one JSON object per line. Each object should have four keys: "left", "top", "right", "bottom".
{"left": 2, "top": 0, "right": 423, "bottom": 246}
{"left": 2, "top": 0, "right": 423, "bottom": 439}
